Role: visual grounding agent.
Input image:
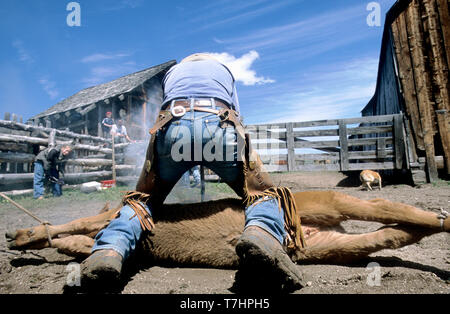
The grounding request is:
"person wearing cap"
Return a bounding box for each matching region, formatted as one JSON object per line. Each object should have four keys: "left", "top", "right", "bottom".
{"left": 77, "top": 53, "right": 306, "bottom": 292}
{"left": 101, "top": 111, "right": 114, "bottom": 138}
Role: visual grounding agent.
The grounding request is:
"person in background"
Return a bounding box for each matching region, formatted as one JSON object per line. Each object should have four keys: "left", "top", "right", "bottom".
{"left": 181, "top": 165, "right": 202, "bottom": 188}
{"left": 101, "top": 112, "right": 114, "bottom": 138}
{"left": 33, "top": 145, "right": 72, "bottom": 199}
{"left": 189, "top": 165, "right": 201, "bottom": 188}
{"left": 110, "top": 119, "right": 134, "bottom": 143}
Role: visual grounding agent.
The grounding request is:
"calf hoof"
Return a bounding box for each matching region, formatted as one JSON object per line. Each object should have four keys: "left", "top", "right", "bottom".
{"left": 5, "top": 231, "right": 18, "bottom": 249}
{"left": 5, "top": 230, "right": 17, "bottom": 241}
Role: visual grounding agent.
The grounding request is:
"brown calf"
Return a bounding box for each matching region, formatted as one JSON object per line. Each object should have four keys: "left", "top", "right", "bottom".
{"left": 360, "top": 170, "right": 382, "bottom": 191}
{"left": 5, "top": 190, "right": 449, "bottom": 267}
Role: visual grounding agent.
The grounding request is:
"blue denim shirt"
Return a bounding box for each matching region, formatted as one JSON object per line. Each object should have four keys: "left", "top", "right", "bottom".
{"left": 162, "top": 59, "right": 240, "bottom": 114}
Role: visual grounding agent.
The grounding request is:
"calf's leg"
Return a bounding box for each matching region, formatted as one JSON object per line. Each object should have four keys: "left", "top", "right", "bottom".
{"left": 6, "top": 208, "right": 118, "bottom": 249}
{"left": 292, "top": 225, "right": 435, "bottom": 264}
{"left": 22, "top": 235, "right": 95, "bottom": 257}
{"left": 294, "top": 191, "right": 449, "bottom": 232}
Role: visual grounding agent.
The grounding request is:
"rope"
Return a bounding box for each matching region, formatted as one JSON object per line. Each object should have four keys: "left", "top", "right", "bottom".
{"left": 0, "top": 192, "right": 53, "bottom": 247}
{"left": 122, "top": 191, "right": 154, "bottom": 232}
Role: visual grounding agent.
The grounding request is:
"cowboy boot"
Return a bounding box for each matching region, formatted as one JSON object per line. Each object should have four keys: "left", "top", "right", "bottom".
{"left": 65, "top": 249, "right": 123, "bottom": 293}
{"left": 235, "top": 226, "right": 306, "bottom": 291}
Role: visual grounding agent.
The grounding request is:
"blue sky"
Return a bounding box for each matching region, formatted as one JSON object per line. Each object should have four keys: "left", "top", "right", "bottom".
{"left": 0, "top": 0, "right": 396, "bottom": 125}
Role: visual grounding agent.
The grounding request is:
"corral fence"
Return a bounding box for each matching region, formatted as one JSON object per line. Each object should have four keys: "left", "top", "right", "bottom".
{"left": 0, "top": 113, "right": 416, "bottom": 195}
{"left": 246, "top": 114, "right": 409, "bottom": 173}
{"left": 0, "top": 116, "right": 141, "bottom": 195}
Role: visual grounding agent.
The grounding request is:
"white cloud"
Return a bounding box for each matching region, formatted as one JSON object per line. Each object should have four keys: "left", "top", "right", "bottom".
{"left": 214, "top": 4, "right": 374, "bottom": 62}
{"left": 269, "top": 84, "right": 376, "bottom": 123}
{"left": 190, "top": 0, "right": 296, "bottom": 31}
{"left": 81, "top": 62, "right": 138, "bottom": 86}
{"left": 210, "top": 50, "right": 275, "bottom": 86}
{"left": 104, "top": 0, "right": 144, "bottom": 11}
{"left": 81, "top": 52, "right": 131, "bottom": 63}
{"left": 38, "top": 77, "right": 59, "bottom": 99}
{"left": 12, "top": 40, "right": 34, "bottom": 64}
{"left": 80, "top": 51, "right": 137, "bottom": 86}
{"left": 244, "top": 57, "right": 379, "bottom": 124}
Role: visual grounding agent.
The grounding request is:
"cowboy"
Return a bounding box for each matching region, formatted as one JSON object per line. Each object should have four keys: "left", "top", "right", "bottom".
{"left": 79, "top": 53, "right": 306, "bottom": 291}
{"left": 101, "top": 111, "right": 114, "bottom": 138}
{"left": 33, "top": 145, "right": 72, "bottom": 199}
{"left": 110, "top": 119, "right": 134, "bottom": 143}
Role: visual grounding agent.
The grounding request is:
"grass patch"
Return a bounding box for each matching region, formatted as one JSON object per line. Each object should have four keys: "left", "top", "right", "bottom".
{"left": 431, "top": 179, "right": 450, "bottom": 187}
{"left": 0, "top": 181, "right": 237, "bottom": 213}
{"left": 0, "top": 185, "right": 127, "bottom": 212}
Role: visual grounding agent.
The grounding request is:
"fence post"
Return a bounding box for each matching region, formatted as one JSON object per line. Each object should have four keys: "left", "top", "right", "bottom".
{"left": 112, "top": 137, "right": 116, "bottom": 182}
{"left": 97, "top": 103, "right": 102, "bottom": 137}
{"left": 338, "top": 120, "right": 349, "bottom": 171}
{"left": 286, "top": 123, "right": 295, "bottom": 172}
{"left": 393, "top": 114, "right": 405, "bottom": 169}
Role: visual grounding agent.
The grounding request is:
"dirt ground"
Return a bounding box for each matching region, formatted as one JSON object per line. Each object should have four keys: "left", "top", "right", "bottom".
{"left": 0, "top": 171, "right": 449, "bottom": 295}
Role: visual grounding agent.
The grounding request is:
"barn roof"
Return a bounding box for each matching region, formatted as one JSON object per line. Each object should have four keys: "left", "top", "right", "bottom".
{"left": 32, "top": 60, "right": 176, "bottom": 119}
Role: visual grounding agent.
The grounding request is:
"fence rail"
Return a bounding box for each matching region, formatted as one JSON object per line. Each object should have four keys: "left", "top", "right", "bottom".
{"left": 246, "top": 114, "right": 406, "bottom": 173}
{"left": 0, "top": 117, "right": 140, "bottom": 193}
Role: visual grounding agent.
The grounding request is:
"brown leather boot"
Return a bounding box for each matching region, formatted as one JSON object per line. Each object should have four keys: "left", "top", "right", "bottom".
{"left": 77, "top": 249, "right": 123, "bottom": 292}
{"left": 235, "top": 226, "right": 306, "bottom": 291}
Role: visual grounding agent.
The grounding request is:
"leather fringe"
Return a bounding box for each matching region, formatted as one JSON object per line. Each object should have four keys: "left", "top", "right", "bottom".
{"left": 244, "top": 186, "right": 306, "bottom": 251}
{"left": 121, "top": 191, "right": 155, "bottom": 232}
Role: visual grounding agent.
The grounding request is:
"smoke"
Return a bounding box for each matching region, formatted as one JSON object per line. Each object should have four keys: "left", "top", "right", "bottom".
{"left": 121, "top": 80, "right": 204, "bottom": 203}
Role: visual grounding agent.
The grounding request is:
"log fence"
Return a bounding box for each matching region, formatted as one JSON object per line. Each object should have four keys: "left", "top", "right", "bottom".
{"left": 0, "top": 115, "right": 141, "bottom": 193}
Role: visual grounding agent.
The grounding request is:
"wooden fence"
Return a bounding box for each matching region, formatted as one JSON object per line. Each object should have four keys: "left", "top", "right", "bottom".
{"left": 0, "top": 113, "right": 412, "bottom": 194}
{"left": 246, "top": 114, "right": 408, "bottom": 173}
{"left": 0, "top": 117, "right": 141, "bottom": 194}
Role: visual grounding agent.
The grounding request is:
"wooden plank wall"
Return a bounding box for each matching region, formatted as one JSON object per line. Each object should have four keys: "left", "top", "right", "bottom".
{"left": 390, "top": 0, "right": 450, "bottom": 179}
{"left": 246, "top": 114, "right": 406, "bottom": 173}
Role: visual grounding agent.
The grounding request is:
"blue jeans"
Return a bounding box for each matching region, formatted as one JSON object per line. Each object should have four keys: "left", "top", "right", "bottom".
{"left": 33, "top": 162, "right": 45, "bottom": 199}
{"left": 33, "top": 162, "right": 62, "bottom": 198}
{"left": 181, "top": 166, "right": 201, "bottom": 186}
{"left": 191, "top": 166, "right": 201, "bottom": 186}
{"left": 93, "top": 111, "right": 286, "bottom": 259}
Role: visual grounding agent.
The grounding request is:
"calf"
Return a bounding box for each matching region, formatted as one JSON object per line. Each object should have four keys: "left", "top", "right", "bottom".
{"left": 5, "top": 190, "right": 449, "bottom": 267}
{"left": 360, "top": 170, "right": 382, "bottom": 191}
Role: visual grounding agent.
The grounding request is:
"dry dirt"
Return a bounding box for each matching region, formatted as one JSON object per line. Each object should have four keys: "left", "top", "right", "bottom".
{"left": 0, "top": 171, "right": 449, "bottom": 295}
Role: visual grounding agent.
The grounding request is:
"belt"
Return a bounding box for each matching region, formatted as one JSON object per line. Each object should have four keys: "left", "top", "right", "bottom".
{"left": 150, "top": 99, "right": 237, "bottom": 135}
{"left": 162, "top": 98, "right": 230, "bottom": 111}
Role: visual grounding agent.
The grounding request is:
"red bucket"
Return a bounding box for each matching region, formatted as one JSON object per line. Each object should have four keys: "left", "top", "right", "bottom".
{"left": 101, "top": 180, "right": 116, "bottom": 188}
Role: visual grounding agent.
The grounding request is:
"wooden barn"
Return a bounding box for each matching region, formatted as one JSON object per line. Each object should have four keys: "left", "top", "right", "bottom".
{"left": 28, "top": 60, "right": 176, "bottom": 140}
{"left": 362, "top": 0, "right": 449, "bottom": 182}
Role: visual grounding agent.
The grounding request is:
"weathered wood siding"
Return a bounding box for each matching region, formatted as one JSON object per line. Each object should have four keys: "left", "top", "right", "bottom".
{"left": 363, "top": 0, "right": 450, "bottom": 181}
